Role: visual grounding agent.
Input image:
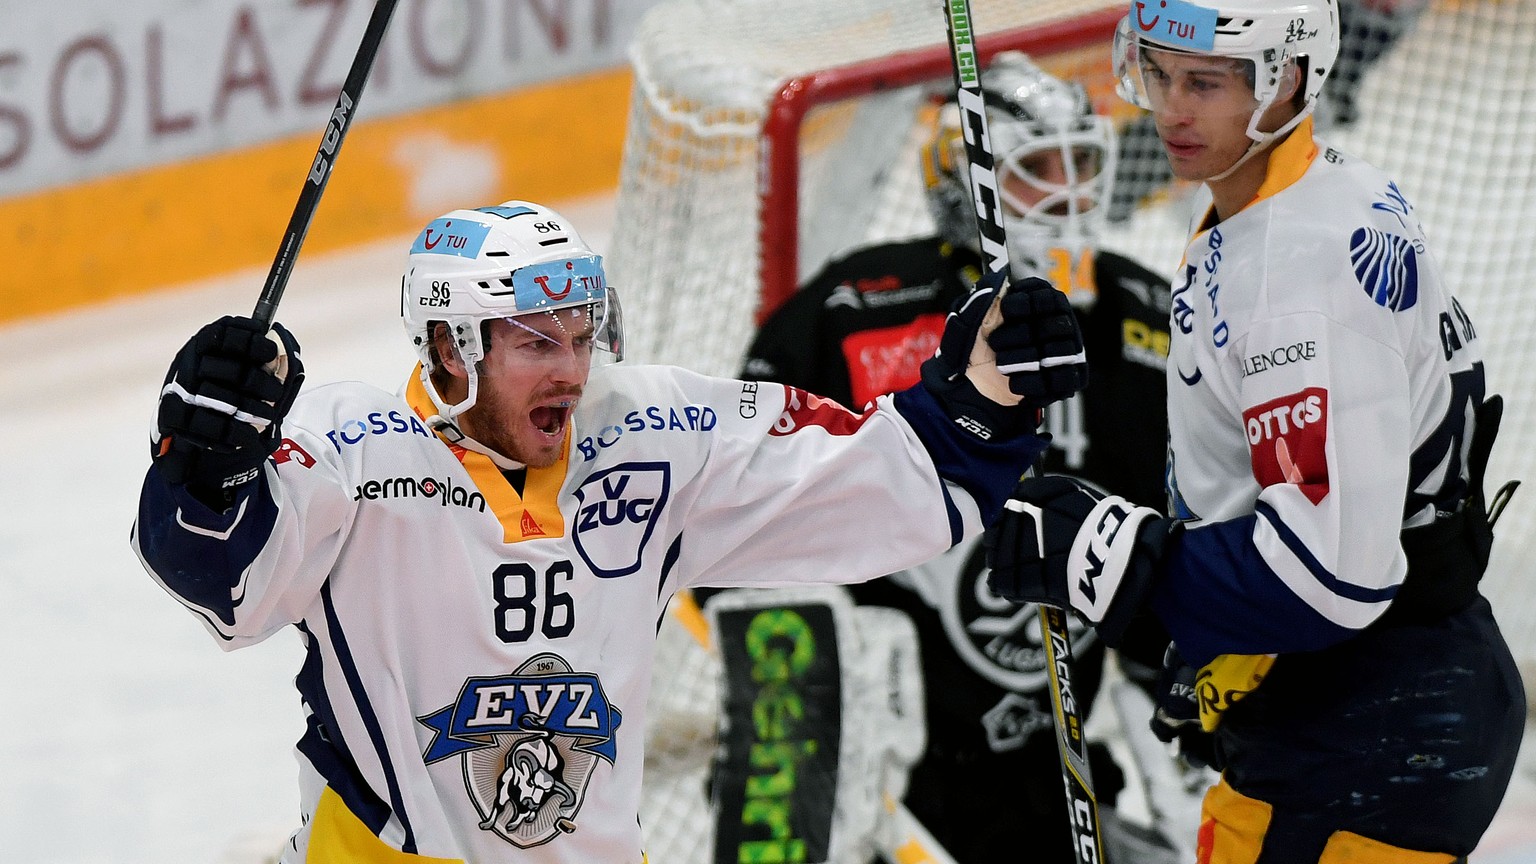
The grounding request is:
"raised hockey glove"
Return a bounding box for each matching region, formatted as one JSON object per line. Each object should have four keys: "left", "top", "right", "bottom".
{"left": 152, "top": 315, "right": 304, "bottom": 510}
{"left": 920, "top": 274, "right": 1088, "bottom": 440}
{"left": 1149, "top": 644, "right": 1218, "bottom": 769}
{"left": 984, "top": 475, "right": 1177, "bottom": 646}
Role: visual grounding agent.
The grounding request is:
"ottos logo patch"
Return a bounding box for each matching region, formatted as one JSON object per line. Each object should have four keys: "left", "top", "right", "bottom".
{"left": 841, "top": 314, "right": 944, "bottom": 409}
{"left": 1243, "top": 388, "right": 1330, "bottom": 505}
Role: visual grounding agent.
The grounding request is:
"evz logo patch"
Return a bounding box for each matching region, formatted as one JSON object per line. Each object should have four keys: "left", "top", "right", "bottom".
{"left": 1243, "top": 387, "right": 1330, "bottom": 504}
{"left": 572, "top": 463, "right": 669, "bottom": 578}
{"left": 418, "top": 654, "right": 622, "bottom": 849}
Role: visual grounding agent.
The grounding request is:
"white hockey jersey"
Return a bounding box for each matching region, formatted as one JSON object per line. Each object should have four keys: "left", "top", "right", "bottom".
{"left": 1156, "top": 121, "right": 1488, "bottom": 668}
{"left": 132, "top": 362, "right": 1041, "bottom": 863}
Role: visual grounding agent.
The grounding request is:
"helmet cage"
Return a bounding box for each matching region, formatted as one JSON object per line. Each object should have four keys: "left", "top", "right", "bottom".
{"left": 922, "top": 51, "right": 1115, "bottom": 286}
{"left": 985, "top": 116, "right": 1116, "bottom": 239}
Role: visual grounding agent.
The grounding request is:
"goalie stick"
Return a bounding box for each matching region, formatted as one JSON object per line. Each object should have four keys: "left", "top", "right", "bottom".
{"left": 937, "top": 3, "right": 1107, "bottom": 863}
{"left": 251, "top": 0, "right": 399, "bottom": 329}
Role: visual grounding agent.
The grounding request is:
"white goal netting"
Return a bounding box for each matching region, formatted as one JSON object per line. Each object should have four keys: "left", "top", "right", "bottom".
{"left": 610, "top": 0, "right": 1536, "bottom": 861}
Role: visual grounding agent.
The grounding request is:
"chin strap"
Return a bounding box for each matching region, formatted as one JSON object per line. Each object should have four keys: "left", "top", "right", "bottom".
{"left": 1209, "top": 104, "right": 1315, "bottom": 184}
{"left": 418, "top": 361, "right": 479, "bottom": 444}
{"left": 454, "top": 433, "right": 526, "bottom": 470}
{"left": 416, "top": 365, "right": 531, "bottom": 470}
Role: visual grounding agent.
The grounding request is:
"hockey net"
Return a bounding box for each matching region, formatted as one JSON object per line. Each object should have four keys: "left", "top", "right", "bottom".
{"left": 611, "top": 0, "right": 1536, "bottom": 861}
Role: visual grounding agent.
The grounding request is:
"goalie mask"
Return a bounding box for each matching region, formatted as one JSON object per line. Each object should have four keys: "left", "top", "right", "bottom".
{"left": 922, "top": 51, "right": 1116, "bottom": 308}
{"left": 400, "top": 200, "right": 623, "bottom": 430}
{"left": 1112, "top": 0, "right": 1339, "bottom": 177}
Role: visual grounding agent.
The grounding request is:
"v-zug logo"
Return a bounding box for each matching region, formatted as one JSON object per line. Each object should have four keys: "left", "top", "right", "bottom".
{"left": 353, "top": 475, "right": 486, "bottom": 512}
{"left": 572, "top": 463, "right": 670, "bottom": 578}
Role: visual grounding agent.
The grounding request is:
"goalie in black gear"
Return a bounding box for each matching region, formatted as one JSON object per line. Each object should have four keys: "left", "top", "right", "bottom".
{"left": 730, "top": 51, "right": 1179, "bottom": 863}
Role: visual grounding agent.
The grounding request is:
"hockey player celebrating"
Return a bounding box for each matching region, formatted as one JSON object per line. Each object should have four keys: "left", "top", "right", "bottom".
{"left": 986, "top": 1, "right": 1526, "bottom": 861}
{"left": 131, "top": 199, "right": 1087, "bottom": 863}
{"left": 737, "top": 52, "right": 1178, "bottom": 862}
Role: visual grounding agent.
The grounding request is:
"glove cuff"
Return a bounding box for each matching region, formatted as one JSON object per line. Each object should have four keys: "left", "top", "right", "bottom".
{"left": 1096, "top": 513, "right": 1179, "bottom": 648}
{"left": 919, "top": 356, "right": 1041, "bottom": 442}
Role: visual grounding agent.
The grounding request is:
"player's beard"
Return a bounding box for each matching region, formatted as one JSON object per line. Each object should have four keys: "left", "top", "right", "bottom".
{"left": 464, "top": 375, "right": 583, "bottom": 469}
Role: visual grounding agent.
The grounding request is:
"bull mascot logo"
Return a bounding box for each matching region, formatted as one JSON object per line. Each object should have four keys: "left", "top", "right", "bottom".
{"left": 478, "top": 717, "right": 579, "bottom": 834}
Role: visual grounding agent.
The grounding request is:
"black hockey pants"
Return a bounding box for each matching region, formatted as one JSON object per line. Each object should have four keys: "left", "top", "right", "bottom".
{"left": 1212, "top": 593, "right": 1524, "bottom": 861}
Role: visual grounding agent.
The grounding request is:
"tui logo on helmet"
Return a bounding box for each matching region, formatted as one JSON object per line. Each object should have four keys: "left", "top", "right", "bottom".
{"left": 411, "top": 218, "right": 490, "bottom": 259}
{"left": 533, "top": 262, "right": 576, "bottom": 301}
{"left": 1131, "top": 0, "right": 1218, "bottom": 51}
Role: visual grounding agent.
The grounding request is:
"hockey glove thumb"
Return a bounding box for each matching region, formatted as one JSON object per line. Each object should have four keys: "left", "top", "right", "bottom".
{"left": 984, "top": 474, "right": 1176, "bottom": 646}
{"left": 152, "top": 315, "right": 305, "bottom": 509}
{"left": 1150, "top": 644, "right": 1218, "bottom": 769}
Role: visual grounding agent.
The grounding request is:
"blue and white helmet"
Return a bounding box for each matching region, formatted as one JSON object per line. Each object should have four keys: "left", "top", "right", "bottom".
{"left": 400, "top": 200, "right": 622, "bottom": 423}
{"left": 1113, "top": 0, "right": 1340, "bottom": 142}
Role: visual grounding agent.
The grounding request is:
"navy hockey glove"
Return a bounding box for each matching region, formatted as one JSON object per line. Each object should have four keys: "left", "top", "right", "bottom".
{"left": 921, "top": 275, "right": 1088, "bottom": 440}
{"left": 1149, "top": 644, "right": 1218, "bottom": 769}
{"left": 984, "top": 475, "right": 1176, "bottom": 646}
{"left": 153, "top": 316, "right": 304, "bottom": 509}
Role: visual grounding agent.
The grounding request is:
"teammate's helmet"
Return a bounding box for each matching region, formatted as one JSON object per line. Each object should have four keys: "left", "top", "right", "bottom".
{"left": 1113, "top": 0, "right": 1340, "bottom": 141}
{"left": 400, "top": 200, "right": 622, "bottom": 423}
{"left": 921, "top": 51, "right": 1116, "bottom": 306}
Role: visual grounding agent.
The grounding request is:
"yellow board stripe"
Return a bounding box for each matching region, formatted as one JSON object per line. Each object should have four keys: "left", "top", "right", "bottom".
{"left": 1, "top": 66, "right": 632, "bottom": 324}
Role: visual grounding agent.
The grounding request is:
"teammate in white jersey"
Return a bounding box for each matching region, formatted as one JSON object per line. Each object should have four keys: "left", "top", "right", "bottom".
{"left": 131, "top": 200, "right": 1087, "bottom": 863}
{"left": 984, "top": 0, "right": 1525, "bottom": 861}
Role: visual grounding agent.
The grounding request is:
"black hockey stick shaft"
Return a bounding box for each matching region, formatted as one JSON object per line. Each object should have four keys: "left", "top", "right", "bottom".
{"left": 937, "top": 2, "right": 1106, "bottom": 862}
{"left": 938, "top": 0, "right": 1009, "bottom": 280}
{"left": 252, "top": 0, "right": 399, "bottom": 329}
{"left": 1039, "top": 603, "right": 1106, "bottom": 864}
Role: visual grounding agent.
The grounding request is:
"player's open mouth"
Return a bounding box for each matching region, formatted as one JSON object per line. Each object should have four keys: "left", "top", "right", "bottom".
{"left": 530, "top": 402, "right": 572, "bottom": 438}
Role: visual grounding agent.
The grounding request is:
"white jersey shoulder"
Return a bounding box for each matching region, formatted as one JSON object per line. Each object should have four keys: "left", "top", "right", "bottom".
{"left": 1164, "top": 134, "right": 1485, "bottom": 647}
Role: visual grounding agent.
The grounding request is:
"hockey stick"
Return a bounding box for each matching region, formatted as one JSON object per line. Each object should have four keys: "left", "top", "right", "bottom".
{"left": 251, "top": 0, "right": 400, "bottom": 328}
{"left": 937, "top": 3, "right": 1106, "bottom": 863}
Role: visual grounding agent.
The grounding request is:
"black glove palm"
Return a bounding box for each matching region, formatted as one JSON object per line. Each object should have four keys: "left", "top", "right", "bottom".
{"left": 153, "top": 316, "right": 304, "bottom": 509}
{"left": 984, "top": 475, "right": 1174, "bottom": 645}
